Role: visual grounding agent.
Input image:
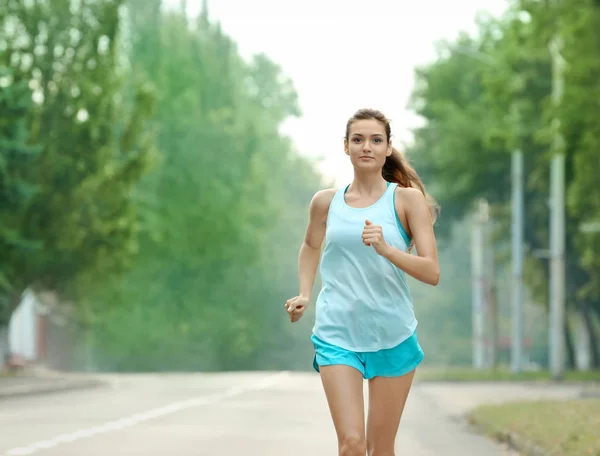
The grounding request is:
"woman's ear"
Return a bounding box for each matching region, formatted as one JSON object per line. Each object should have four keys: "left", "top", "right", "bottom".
{"left": 343, "top": 138, "right": 350, "bottom": 156}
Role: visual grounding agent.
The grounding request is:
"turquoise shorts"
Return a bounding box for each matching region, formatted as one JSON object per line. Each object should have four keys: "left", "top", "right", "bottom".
{"left": 311, "top": 330, "right": 424, "bottom": 380}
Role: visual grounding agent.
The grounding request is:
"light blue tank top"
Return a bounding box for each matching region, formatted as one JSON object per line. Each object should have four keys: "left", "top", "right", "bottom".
{"left": 312, "top": 182, "right": 418, "bottom": 352}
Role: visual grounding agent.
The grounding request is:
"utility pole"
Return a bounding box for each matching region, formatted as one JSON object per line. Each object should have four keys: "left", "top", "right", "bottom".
{"left": 510, "top": 100, "right": 525, "bottom": 374}
{"left": 472, "top": 199, "right": 488, "bottom": 369}
{"left": 549, "top": 36, "right": 566, "bottom": 381}
{"left": 511, "top": 148, "right": 524, "bottom": 372}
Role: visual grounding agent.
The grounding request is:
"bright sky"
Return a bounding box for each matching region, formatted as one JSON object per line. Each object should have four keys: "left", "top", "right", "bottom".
{"left": 167, "top": 0, "right": 509, "bottom": 185}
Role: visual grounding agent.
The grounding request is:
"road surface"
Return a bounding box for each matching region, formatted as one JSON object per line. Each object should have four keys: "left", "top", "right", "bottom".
{"left": 0, "top": 371, "right": 581, "bottom": 455}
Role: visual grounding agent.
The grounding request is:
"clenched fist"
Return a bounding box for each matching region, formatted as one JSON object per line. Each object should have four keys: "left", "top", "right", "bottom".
{"left": 285, "top": 295, "right": 309, "bottom": 323}
{"left": 362, "top": 219, "right": 390, "bottom": 256}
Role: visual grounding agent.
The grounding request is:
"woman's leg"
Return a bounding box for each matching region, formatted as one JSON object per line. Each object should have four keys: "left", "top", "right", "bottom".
{"left": 320, "top": 364, "right": 367, "bottom": 456}
{"left": 365, "top": 369, "right": 416, "bottom": 456}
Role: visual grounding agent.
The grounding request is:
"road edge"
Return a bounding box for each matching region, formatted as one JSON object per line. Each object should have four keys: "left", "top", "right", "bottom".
{"left": 0, "top": 376, "right": 107, "bottom": 400}
{"left": 466, "top": 415, "right": 551, "bottom": 456}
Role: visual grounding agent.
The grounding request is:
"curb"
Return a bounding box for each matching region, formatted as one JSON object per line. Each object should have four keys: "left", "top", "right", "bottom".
{"left": 0, "top": 377, "right": 107, "bottom": 400}
{"left": 467, "top": 416, "right": 551, "bottom": 456}
{"left": 579, "top": 387, "right": 600, "bottom": 398}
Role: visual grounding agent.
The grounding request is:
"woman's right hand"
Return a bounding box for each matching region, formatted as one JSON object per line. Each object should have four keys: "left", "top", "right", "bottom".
{"left": 285, "top": 189, "right": 334, "bottom": 324}
{"left": 285, "top": 295, "right": 309, "bottom": 323}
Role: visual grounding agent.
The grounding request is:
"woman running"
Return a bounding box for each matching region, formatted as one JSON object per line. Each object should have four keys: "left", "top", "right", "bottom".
{"left": 285, "top": 108, "right": 440, "bottom": 456}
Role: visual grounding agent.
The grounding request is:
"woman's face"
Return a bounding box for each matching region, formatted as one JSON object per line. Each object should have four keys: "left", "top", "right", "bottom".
{"left": 344, "top": 119, "right": 392, "bottom": 171}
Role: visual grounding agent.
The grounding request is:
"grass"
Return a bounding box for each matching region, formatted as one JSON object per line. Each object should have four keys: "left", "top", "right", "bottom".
{"left": 470, "top": 398, "right": 600, "bottom": 456}
{"left": 416, "top": 366, "right": 600, "bottom": 383}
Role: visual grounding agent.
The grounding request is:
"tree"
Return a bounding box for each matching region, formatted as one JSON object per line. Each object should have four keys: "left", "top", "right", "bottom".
{"left": 0, "top": 75, "right": 40, "bottom": 326}
{"left": 0, "top": 0, "right": 156, "bottom": 324}
{"left": 407, "top": 2, "right": 600, "bottom": 368}
{"left": 86, "top": 1, "right": 324, "bottom": 371}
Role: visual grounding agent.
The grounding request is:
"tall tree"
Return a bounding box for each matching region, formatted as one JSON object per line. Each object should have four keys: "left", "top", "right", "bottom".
{"left": 0, "top": 0, "right": 156, "bottom": 323}
{"left": 408, "top": 2, "right": 600, "bottom": 368}
{"left": 87, "top": 1, "right": 323, "bottom": 372}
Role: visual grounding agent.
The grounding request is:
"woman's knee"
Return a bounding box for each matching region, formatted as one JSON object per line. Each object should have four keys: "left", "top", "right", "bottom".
{"left": 367, "top": 437, "right": 395, "bottom": 456}
{"left": 339, "top": 433, "right": 367, "bottom": 456}
{"left": 367, "top": 445, "right": 394, "bottom": 456}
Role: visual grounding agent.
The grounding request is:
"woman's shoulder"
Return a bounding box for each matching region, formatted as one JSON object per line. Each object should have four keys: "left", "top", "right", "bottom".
{"left": 394, "top": 186, "right": 427, "bottom": 207}
{"left": 394, "top": 185, "right": 424, "bottom": 198}
{"left": 309, "top": 188, "right": 338, "bottom": 216}
{"left": 311, "top": 187, "right": 338, "bottom": 205}
{"left": 394, "top": 185, "right": 438, "bottom": 225}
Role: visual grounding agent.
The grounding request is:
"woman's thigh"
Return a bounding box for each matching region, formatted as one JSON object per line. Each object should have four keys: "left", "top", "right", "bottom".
{"left": 319, "top": 364, "right": 366, "bottom": 443}
{"left": 366, "top": 370, "right": 416, "bottom": 455}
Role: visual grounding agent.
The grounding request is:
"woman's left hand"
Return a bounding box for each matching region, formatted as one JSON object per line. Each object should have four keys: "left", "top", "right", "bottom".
{"left": 362, "top": 220, "right": 390, "bottom": 256}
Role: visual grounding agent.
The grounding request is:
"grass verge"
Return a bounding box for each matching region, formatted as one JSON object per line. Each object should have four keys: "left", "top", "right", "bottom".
{"left": 416, "top": 366, "right": 600, "bottom": 383}
{"left": 469, "top": 398, "right": 600, "bottom": 456}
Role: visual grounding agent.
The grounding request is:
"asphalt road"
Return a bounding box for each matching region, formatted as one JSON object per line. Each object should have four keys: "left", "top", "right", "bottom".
{"left": 0, "top": 371, "right": 581, "bottom": 456}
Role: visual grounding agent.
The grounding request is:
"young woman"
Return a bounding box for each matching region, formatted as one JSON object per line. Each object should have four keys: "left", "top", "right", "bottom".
{"left": 285, "top": 108, "right": 440, "bottom": 456}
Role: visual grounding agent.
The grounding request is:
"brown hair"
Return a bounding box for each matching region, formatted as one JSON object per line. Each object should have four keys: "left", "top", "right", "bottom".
{"left": 345, "top": 108, "right": 440, "bottom": 224}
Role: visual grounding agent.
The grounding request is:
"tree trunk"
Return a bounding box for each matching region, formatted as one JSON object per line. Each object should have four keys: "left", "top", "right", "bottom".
{"left": 564, "top": 316, "right": 576, "bottom": 370}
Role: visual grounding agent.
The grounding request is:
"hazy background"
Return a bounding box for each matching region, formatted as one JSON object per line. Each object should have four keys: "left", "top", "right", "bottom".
{"left": 173, "top": 0, "right": 509, "bottom": 184}
{"left": 2, "top": 0, "right": 599, "bottom": 376}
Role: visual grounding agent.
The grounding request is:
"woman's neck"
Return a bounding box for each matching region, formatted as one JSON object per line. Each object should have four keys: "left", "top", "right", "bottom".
{"left": 349, "top": 172, "right": 388, "bottom": 196}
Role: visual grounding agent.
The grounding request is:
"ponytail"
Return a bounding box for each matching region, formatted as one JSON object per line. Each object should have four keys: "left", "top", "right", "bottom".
{"left": 383, "top": 147, "right": 440, "bottom": 224}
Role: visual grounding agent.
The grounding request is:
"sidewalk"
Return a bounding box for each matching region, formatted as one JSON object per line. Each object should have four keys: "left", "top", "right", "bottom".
{"left": 0, "top": 369, "right": 106, "bottom": 399}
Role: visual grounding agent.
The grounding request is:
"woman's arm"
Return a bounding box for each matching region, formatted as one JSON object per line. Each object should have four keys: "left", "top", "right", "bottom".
{"left": 286, "top": 189, "right": 335, "bottom": 322}
{"left": 385, "top": 187, "right": 439, "bottom": 285}
{"left": 363, "top": 187, "right": 439, "bottom": 285}
{"left": 298, "top": 189, "right": 335, "bottom": 299}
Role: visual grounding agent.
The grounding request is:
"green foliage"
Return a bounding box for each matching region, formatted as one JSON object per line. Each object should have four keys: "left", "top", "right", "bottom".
{"left": 554, "top": 2, "right": 600, "bottom": 300}
{"left": 84, "top": 1, "right": 323, "bottom": 371}
{"left": 0, "top": 0, "right": 157, "bottom": 324}
{"left": 0, "top": 0, "right": 322, "bottom": 371}
{"left": 408, "top": 0, "right": 600, "bottom": 366}
{"left": 0, "top": 72, "right": 41, "bottom": 325}
{"left": 5, "top": 0, "right": 597, "bottom": 372}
